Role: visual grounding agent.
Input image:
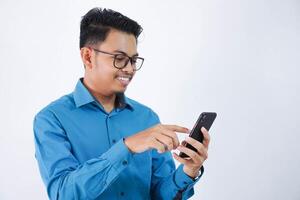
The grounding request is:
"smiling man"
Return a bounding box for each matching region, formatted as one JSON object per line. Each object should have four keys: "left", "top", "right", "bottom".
{"left": 33, "top": 8, "right": 210, "bottom": 200}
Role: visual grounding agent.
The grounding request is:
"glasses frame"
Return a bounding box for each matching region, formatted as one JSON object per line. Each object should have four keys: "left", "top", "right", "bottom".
{"left": 91, "top": 48, "right": 144, "bottom": 71}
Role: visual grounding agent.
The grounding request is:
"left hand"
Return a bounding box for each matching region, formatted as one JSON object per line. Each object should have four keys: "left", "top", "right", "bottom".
{"left": 173, "top": 127, "right": 210, "bottom": 178}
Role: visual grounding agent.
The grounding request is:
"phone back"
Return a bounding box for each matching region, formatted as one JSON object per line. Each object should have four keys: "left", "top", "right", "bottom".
{"left": 190, "top": 112, "right": 217, "bottom": 143}
{"left": 179, "top": 112, "right": 217, "bottom": 158}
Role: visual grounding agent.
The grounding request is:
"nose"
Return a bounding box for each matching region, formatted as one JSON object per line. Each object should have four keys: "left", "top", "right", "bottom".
{"left": 122, "top": 60, "right": 135, "bottom": 73}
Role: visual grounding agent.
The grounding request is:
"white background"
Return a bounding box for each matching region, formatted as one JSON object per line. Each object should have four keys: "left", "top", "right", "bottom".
{"left": 0, "top": 0, "right": 299, "bottom": 199}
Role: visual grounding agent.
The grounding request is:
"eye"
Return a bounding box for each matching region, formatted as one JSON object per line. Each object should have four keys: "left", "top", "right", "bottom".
{"left": 115, "top": 55, "right": 127, "bottom": 61}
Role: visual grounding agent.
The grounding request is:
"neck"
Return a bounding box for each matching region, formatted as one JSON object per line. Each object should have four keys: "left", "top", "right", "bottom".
{"left": 82, "top": 78, "right": 116, "bottom": 113}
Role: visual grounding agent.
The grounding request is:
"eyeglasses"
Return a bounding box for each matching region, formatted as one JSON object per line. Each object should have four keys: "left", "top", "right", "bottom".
{"left": 91, "top": 48, "right": 144, "bottom": 71}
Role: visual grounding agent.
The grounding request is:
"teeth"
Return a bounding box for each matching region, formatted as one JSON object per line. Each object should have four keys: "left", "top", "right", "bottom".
{"left": 117, "top": 77, "right": 130, "bottom": 81}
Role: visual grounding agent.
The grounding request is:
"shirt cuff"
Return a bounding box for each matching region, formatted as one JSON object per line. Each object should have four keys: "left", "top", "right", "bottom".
{"left": 174, "top": 164, "right": 204, "bottom": 190}
{"left": 101, "top": 138, "right": 133, "bottom": 174}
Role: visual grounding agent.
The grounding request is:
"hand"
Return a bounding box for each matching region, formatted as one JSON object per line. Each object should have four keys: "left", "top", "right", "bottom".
{"left": 173, "top": 127, "right": 210, "bottom": 178}
{"left": 124, "top": 124, "right": 189, "bottom": 154}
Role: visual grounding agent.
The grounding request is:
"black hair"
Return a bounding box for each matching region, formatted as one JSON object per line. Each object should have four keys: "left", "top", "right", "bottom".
{"left": 79, "top": 7, "right": 143, "bottom": 49}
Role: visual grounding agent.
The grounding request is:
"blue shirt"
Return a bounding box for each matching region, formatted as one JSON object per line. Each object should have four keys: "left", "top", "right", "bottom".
{"left": 34, "top": 78, "right": 201, "bottom": 200}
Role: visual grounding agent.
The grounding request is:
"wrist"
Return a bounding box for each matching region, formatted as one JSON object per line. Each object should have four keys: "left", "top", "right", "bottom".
{"left": 183, "top": 165, "right": 201, "bottom": 179}
{"left": 123, "top": 137, "right": 134, "bottom": 153}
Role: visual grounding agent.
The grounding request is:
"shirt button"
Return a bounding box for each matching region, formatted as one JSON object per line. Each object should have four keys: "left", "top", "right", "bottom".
{"left": 112, "top": 139, "right": 116, "bottom": 144}
{"left": 122, "top": 160, "right": 128, "bottom": 165}
{"left": 120, "top": 192, "right": 125, "bottom": 196}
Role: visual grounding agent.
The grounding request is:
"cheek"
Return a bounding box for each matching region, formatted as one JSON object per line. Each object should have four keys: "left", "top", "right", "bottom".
{"left": 93, "top": 64, "right": 117, "bottom": 82}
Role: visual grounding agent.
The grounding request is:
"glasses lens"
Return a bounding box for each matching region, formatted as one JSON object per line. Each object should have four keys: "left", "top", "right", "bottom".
{"left": 114, "top": 55, "right": 144, "bottom": 71}
{"left": 133, "top": 58, "right": 144, "bottom": 71}
{"left": 114, "top": 54, "right": 129, "bottom": 69}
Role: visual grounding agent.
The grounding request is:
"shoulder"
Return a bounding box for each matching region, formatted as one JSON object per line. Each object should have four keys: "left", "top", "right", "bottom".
{"left": 34, "top": 93, "right": 75, "bottom": 119}
{"left": 126, "top": 97, "right": 156, "bottom": 113}
{"left": 126, "top": 97, "right": 160, "bottom": 124}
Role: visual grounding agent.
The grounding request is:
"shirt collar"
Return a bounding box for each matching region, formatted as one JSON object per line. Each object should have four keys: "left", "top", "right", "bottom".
{"left": 73, "top": 78, "right": 134, "bottom": 110}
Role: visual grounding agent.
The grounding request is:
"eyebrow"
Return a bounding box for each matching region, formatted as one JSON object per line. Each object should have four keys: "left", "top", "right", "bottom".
{"left": 113, "top": 50, "right": 139, "bottom": 57}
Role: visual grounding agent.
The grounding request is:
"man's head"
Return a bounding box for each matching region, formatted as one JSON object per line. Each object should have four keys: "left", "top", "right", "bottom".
{"left": 80, "top": 8, "right": 143, "bottom": 96}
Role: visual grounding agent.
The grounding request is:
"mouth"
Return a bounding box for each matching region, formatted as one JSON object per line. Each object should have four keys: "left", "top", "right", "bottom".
{"left": 115, "top": 75, "right": 132, "bottom": 87}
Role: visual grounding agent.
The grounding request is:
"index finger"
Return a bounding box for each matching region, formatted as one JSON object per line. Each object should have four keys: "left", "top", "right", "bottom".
{"left": 164, "top": 125, "right": 189, "bottom": 133}
{"left": 201, "top": 127, "right": 210, "bottom": 148}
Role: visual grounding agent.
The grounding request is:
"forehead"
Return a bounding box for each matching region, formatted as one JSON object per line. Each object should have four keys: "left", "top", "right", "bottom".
{"left": 98, "top": 29, "right": 138, "bottom": 56}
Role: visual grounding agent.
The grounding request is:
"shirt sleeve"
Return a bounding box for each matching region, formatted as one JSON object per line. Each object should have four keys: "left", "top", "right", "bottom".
{"left": 148, "top": 110, "right": 203, "bottom": 200}
{"left": 33, "top": 109, "right": 133, "bottom": 200}
{"left": 150, "top": 150, "right": 203, "bottom": 200}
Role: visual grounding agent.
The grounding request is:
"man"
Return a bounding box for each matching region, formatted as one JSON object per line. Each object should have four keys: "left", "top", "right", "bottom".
{"left": 34, "top": 7, "right": 210, "bottom": 200}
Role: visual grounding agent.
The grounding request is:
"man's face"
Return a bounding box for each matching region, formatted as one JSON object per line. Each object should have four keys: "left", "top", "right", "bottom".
{"left": 83, "top": 29, "right": 138, "bottom": 96}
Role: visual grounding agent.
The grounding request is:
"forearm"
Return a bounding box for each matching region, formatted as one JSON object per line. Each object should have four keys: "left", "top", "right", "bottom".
{"left": 151, "top": 164, "right": 199, "bottom": 200}
{"left": 41, "top": 139, "right": 132, "bottom": 199}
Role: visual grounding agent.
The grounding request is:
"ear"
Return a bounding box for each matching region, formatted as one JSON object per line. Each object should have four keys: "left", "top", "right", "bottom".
{"left": 80, "top": 47, "right": 93, "bottom": 69}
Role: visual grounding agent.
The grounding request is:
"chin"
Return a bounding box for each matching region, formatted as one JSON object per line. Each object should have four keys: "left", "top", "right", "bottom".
{"left": 114, "top": 86, "right": 127, "bottom": 93}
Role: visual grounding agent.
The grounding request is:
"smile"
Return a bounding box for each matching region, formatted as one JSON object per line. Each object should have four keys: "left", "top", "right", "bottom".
{"left": 116, "top": 76, "right": 132, "bottom": 86}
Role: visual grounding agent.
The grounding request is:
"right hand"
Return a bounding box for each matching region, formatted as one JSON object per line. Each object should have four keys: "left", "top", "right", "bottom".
{"left": 124, "top": 124, "right": 189, "bottom": 154}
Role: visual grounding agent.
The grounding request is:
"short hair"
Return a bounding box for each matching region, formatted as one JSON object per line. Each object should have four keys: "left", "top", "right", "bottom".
{"left": 79, "top": 7, "right": 143, "bottom": 49}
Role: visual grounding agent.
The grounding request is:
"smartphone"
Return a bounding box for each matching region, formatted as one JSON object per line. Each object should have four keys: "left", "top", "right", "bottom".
{"left": 179, "top": 112, "right": 217, "bottom": 158}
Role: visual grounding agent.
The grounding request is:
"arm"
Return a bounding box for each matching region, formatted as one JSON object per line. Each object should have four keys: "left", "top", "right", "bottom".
{"left": 124, "top": 110, "right": 203, "bottom": 199}
{"left": 125, "top": 112, "right": 208, "bottom": 199}
{"left": 34, "top": 109, "right": 133, "bottom": 200}
{"left": 150, "top": 150, "right": 203, "bottom": 200}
